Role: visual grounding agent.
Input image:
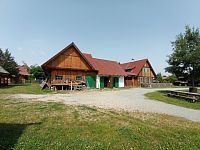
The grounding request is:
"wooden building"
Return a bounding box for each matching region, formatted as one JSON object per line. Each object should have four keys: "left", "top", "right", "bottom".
{"left": 42, "top": 43, "right": 97, "bottom": 90}
{"left": 120, "top": 59, "right": 156, "bottom": 87}
{"left": 0, "top": 66, "right": 10, "bottom": 86}
{"left": 83, "top": 53, "right": 126, "bottom": 89}
{"left": 42, "top": 42, "right": 126, "bottom": 90}
{"left": 16, "top": 65, "right": 30, "bottom": 83}
{"left": 42, "top": 42, "right": 156, "bottom": 89}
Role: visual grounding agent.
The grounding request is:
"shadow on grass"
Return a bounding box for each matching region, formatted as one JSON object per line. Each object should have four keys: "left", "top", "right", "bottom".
{"left": 0, "top": 122, "right": 41, "bottom": 150}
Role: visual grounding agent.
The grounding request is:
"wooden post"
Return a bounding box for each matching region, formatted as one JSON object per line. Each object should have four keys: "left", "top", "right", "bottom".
{"left": 108, "top": 76, "right": 113, "bottom": 88}
{"left": 6, "top": 78, "right": 8, "bottom": 85}
{"left": 71, "top": 81, "right": 72, "bottom": 91}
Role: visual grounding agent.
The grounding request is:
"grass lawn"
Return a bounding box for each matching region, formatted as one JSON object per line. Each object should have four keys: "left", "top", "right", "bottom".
{"left": 0, "top": 84, "right": 130, "bottom": 94}
{"left": 0, "top": 84, "right": 56, "bottom": 94}
{"left": 0, "top": 99, "right": 200, "bottom": 150}
{"left": 145, "top": 91, "right": 200, "bottom": 110}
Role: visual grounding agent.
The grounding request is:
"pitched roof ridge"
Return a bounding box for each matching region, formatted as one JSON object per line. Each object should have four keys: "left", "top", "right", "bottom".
{"left": 82, "top": 52, "right": 91, "bottom": 55}
{"left": 42, "top": 42, "right": 96, "bottom": 70}
{"left": 93, "top": 57, "right": 118, "bottom": 63}
{"left": 131, "top": 58, "right": 148, "bottom": 63}
{"left": 121, "top": 58, "right": 148, "bottom": 65}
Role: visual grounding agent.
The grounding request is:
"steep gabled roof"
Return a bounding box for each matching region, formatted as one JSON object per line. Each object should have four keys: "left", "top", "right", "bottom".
{"left": 0, "top": 66, "right": 9, "bottom": 74}
{"left": 83, "top": 53, "right": 126, "bottom": 76}
{"left": 42, "top": 42, "right": 96, "bottom": 70}
{"left": 120, "top": 59, "right": 156, "bottom": 76}
{"left": 17, "top": 65, "right": 30, "bottom": 76}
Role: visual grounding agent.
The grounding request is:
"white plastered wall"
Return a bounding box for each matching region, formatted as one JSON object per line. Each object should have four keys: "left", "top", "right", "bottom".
{"left": 96, "top": 75, "right": 100, "bottom": 89}
{"left": 119, "top": 76, "right": 124, "bottom": 88}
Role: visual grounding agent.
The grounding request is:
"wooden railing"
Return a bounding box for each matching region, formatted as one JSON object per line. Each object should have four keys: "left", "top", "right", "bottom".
{"left": 167, "top": 90, "right": 200, "bottom": 103}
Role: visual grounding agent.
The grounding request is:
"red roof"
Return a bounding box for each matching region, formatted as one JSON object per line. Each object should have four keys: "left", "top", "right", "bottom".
{"left": 120, "top": 59, "right": 156, "bottom": 76}
{"left": 17, "top": 65, "right": 30, "bottom": 76}
{"left": 83, "top": 53, "right": 126, "bottom": 76}
{"left": 126, "top": 72, "right": 137, "bottom": 76}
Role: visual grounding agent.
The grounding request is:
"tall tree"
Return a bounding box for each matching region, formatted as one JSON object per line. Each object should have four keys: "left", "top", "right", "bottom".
{"left": 0, "top": 48, "right": 19, "bottom": 76}
{"left": 29, "top": 65, "right": 46, "bottom": 80}
{"left": 166, "top": 26, "right": 200, "bottom": 87}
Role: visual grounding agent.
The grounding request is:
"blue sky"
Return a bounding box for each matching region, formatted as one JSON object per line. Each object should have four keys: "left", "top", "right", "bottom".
{"left": 0, "top": 0, "right": 200, "bottom": 74}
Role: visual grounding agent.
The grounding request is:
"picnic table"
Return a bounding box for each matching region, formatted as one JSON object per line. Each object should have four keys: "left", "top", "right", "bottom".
{"left": 167, "top": 90, "right": 200, "bottom": 103}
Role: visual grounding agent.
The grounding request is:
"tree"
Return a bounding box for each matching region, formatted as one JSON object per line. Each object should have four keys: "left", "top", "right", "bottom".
{"left": 156, "top": 73, "right": 163, "bottom": 83}
{"left": 167, "top": 74, "right": 177, "bottom": 83}
{"left": 0, "top": 48, "right": 19, "bottom": 76}
{"left": 166, "top": 26, "right": 200, "bottom": 88}
{"left": 29, "top": 65, "right": 46, "bottom": 80}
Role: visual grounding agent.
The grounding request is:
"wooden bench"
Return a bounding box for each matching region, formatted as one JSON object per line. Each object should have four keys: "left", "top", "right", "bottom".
{"left": 73, "top": 85, "right": 83, "bottom": 90}
{"left": 167, "top": 90, "right": 200, "bottom": 103}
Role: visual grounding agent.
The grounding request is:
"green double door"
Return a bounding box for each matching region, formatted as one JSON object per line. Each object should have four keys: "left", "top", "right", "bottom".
{"left": 86, "top": 76, "right": 95, "bottom": 88}
{"left": 100, "top": 77, "right": 105, "bottom": 89}
{"left": 100, "top": 76, "right": 119, "bottom": 88}
{"left": 112, "top": 77, "right": 119, "bottom": 88}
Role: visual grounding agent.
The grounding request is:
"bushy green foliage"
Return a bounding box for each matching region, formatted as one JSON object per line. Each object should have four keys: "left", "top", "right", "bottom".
{"left": 156, "top": 72, "right": 163, "bottom": 82}
{"left": 29, "top": 65, "right": 46, "bottom": 80}
{"left": 166, "top": 25, "right": 200, "bottom": 87}
{"left": 167, "top": 74, "right": 177, "bottom": 83}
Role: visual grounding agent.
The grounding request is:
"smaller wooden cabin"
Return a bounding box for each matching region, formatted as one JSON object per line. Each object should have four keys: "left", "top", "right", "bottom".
{"left": 0, "top": 66, "right": 10, "bottom": 86}
{"left": 120, "top": 59, "right": 156, "bottom": 87}
{"left": 16, "top": 65, "right": 30, "bottom": 83}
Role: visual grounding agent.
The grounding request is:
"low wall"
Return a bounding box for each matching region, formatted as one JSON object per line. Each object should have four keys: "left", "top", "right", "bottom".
{"left": 149, "top": 83, "right": 173, "bottom": 88}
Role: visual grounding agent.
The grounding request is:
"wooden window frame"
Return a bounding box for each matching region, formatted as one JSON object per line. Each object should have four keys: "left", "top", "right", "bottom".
{"left": 76, "top": 75, "right": 82, "bottom": 81}
{"left": 55, "top": 75, "right": 63, "bottom": 80}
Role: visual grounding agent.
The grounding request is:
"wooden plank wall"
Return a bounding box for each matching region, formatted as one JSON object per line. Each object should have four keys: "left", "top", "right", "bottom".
{"left": 0, "top": 75, "right": 9, "bottom": 86}
{"left": 125, "top": 77, "right": 134, "bottom": 87}
{"left": 107, "top": 76, "right": 113, "bottom": 88}
{"left": 133, "top": 77, "right": 139, "bottom": 86}
{"left": 138, "top": 62, "right": 155, "bottom": 77}
{"left": 43, "top": 45, "right": 98, "bottom": 85}
{"left": 50, "top": 70, "right": 96, "bottom": 84}
{"left": 124, "top": 62, "right": 155, "bottom": 87}
{"left": 46, "top": 46, "right": 92, "bottom": 71}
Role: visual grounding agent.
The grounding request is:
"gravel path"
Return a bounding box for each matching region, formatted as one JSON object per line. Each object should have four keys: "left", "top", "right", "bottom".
{"left": 7, "top": 88, "right": 200, "bottom": 122}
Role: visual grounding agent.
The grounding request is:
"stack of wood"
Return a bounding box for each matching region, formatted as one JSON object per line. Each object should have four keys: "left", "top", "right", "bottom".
{"left": 40, "top": 81, "right": 51, "bottom": 90}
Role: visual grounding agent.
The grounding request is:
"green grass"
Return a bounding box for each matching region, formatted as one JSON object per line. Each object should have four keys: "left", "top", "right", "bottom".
{"left": 0, "top": 99, "right": 200, "bottom": 150}
{"left": 0, "top": 84, "right": 58, "bottom": 94}
{"left": 145, "top": 91, "right": 200, "bottom": 110}
{"left": 147, "top": 86, "right": 189, "bottom": 88}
